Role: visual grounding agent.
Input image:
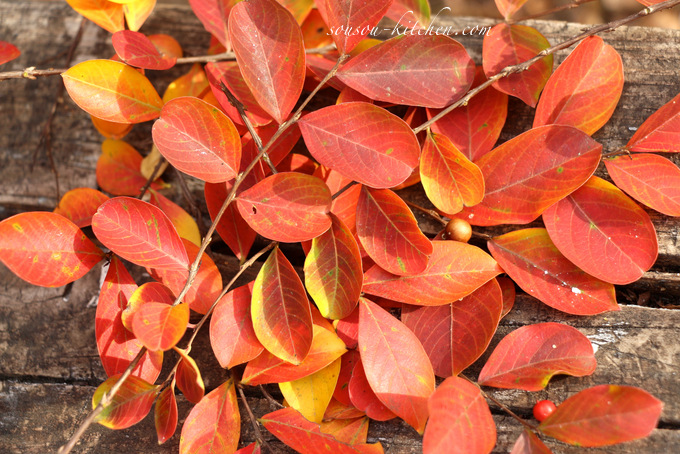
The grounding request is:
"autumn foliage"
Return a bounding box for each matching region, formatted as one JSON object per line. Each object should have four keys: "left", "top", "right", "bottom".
{"left": 2, "top": 0, "right": 677, "bottom": 452}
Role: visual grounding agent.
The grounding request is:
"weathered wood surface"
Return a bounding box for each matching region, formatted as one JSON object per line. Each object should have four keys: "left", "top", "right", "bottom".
{"left": 1, "top": 1, "right": 680, "bottom": 453}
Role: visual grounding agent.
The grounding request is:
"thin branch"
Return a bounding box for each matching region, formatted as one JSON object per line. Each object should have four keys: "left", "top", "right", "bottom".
{"left": 238, "top": 385, "right": 277, "bottom": 453}
{"left": 508, "top": 0, "right": 597, "bottom": 24}
{"left": 137, "top": 156, "right": 166, "bottom": 199}
{"left": 414, "top": 0, "right": 680, "bottom": 134}
{"left": 602, "top": 145, "right": 632, "bottom": 158}
{"left": 404, "top": 200, "right": 447, "bottom": 226}
{"left": 0, "top": 67, "right": 67, "bottom": 81}
{"left": 259, "top": 385, "right": 285, "bottom": 409}
{"left": 331, "top": 181, "right": 357, "bottom": 201}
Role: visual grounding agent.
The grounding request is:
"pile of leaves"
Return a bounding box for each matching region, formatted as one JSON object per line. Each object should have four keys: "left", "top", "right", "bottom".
{"left": 1, "top": 0, "right": 678, "bottom": 452}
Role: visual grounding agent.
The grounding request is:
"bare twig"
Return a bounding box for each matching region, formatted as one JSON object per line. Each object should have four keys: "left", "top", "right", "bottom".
{"left": 404, "top": 200, "right": 447, "bottom": 226}
{"left": 259, "top": 385, "right": 285, "bottom": 409}
{"left": 237, "top": 385, "right": 276, "bottom": 453}
{"left": 414, "top": 0, "right": 680, "bottom": 134}
{"left": 507, "top": 0, "right": 596, "bottom": 24}
{"left": 137, "top": 156, "right": 166, "bottom": 199}
{"left": 0, "top": 67, "right": 67, "bottom": 81}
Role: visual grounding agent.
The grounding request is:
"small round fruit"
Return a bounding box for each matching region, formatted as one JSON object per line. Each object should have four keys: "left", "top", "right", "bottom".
{"left": 533, "top": 400, "right": 557, "bottom": 422}
{"left": 445, "top": 218, "right": 472, "bottom": 243}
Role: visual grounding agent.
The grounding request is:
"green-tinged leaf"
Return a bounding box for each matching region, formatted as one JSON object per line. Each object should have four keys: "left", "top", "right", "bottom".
{"left": 93, "top": 374, "right": 158, "bottom": 429}
{"left": 478, "top": 323, "right": 597, "bottom": 391}
{"left": 0, "top": 212, "right": 103, "bottom": 287}
{"left": 62, "top": 60, "right": 162, "bottom": 124}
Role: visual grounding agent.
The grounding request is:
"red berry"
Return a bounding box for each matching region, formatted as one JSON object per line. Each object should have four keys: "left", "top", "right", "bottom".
{"left": 533, "top": 400, "right": 557, "bottom": 422}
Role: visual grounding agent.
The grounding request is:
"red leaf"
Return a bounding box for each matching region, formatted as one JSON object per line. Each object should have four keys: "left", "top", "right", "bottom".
{"left": 385, "top": 0, "right": 431, "bottom": 26}
{"left": 122, "top": 281, "right": 176, "bottom": 331}
{"left": 205, "top": 61, "right": 273, "bottom": 127}
{"left": 0, "top": 212, "right": 103, "bottom": 287}
{"left": 358, "top": 298, "right": 434, "bottom": 433}
{"left": 333, "top": 349, "right": 360, "bottom": 406}
{"left": 148, "top": 34, "right": 183, "bottom": 60}
{"left": 210, "top": 282, "right": 264, "bottom": 369}
{"left": 148, "top": 239, "right": 222, "bottom": 315}
{"left": 534, "top": 36, "right": 623, "bottom": 136}
{"left": 423, "top": 376, "right": 496, "bottom": 454}
{"left": 54, "top": 188, "right": 110, "bottom": 228}
{"left": 336, "top": 35, "right": 474, "bottom": 108}
{"left": 488, "top": 228, "right": 619, "bottom": 315}
{"left": 605, "top": 153, "right": 680, "bottom": 216}
{"left": 348, "top": 357, "right": 397, "bottom": 422}
{"left": 320, "top": 417, "right": 370, "bottom": 445}
{"left": 627, "top": 92, "right": 680, "bottom": 152}
{"left": 92, "top": 197, "right": 189, "bottom": 271}
{"left": 236, "top": 443, "right": 261, "bottom": 454}
{"left": 543, "top": 176, "right": 658, "bottom": 285}
{"left": 479, "top": 323, "right": 597, "bottom": 391}
{"left": 252, "top": 247, "right": 314, "bottom": 364}
{"left": 179, "top": 378, "right": 240, "bottom": 454}
{"left": 155, "top": 382, "right": 178, "bottom": 444}
{"left": 299, "top": 103, "right": 420, "bottom": 189}
{"left": 62, "top": 59, "right": 162, "bottom": 124}
{"left": 304, "top": 213, "right": 363, "bottom": 320}
{"left": 148, "top": 191, "right": 201, "bottom": 247}
{"left": 538, "top": 385, "right": 663, "bottom": 447}
{"left": 96, "top": 139, "right": 165, "bottom": 196}
{"left": 321, "top": 0, "right": 391, "bottom": 54}
{"left": 497, "top": 276, "right": 516, "bottom": 318}
{"left": 335, "top": 306, "right": 359, "bottom": 350}
{"left": 131, "top": 302, "right": 190, "bottom": 351}
{"left": 175, "top": 350, "right": 205, "bottom": 404}
{"left": 356, "top": 186, "right": 432, "bottom": 276}
{"left": 152, "top": 96, "right": 241, "bottom": 183}
{"left": 494, "top": 0, "right": 529, "bottom": 20}
{"left": 420, "top": 133, "right": 485, "bottom": 215}
{"left": 66, "top": 0, "right": 125, "bottom": 33}
{"left": 112, "top": 30, "right": 176, "bottom": 70}
{"left": 0, "top": 41, "right": 20, "bottom": 65}
{"left": 188, "top": 0, "right": 237, "bottom": 49}
{"left": 301, "top": 8, "right": 333, "bottom": 48}
{"left": 228, "top": 0, "right": 305, "bottom": 124}
{"left": 427, "top": 68, "right": 508, "bottom": 162}
{"left": 236, "top": 172, "right": 332, "bottom": 243}
{"left": 95, "top": 256, "right": 163, "bottom": 383}
{"left": 510, "top": 430, "right": 553, "bottom": 454}
{"left": 402, "top": 279, "right": 503, "bottom": 377}
{"left": 242, "top": 325, "right": 345, "bottom": 385}
{"left": 204, "top": 181, "right": 257, "bottom": 260}
{"left": 260, "top": 407, "right": 384, "bottom": 454}
{"left": 93, "top": 374, "right": 158, "bottom": 429}
{"left": 324, "top": 398, "right": 366, "bottom": 421}
{"left": 362, "top": 240, "right": 502, "bottom": 305}
{"left": 459, "top": 125, "right": 602, "bottom": 226}
{"left": 483, "top": 24, "right": 552, "bottom": 107}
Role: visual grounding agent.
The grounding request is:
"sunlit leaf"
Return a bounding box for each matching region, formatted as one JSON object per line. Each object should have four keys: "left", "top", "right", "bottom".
{"left": 605, "top": 153, "right": 680, "bottom": 216}
{"left": 112, "top": 30, "right": 176, "bottom": 70}
{"left": 148, "top": 191, "right": 200, "bottom": 247}
{"left": 510, "top": 429, "right": 553, "bottom": 454}
{"left": 359, "top": 298, "right": 435, "bottom": 433}
{"left": 348, "top": 357, "right": 397, "bottom": 422}
{"left": 320, "top": 416, "right": 369, "bottom": 445}
{"left": 260, "top": 407, "right": 384, "bottom": 454}
{"left": 427, "top": 68, "right": 508, "bottom": 162}
{"left": 175, "top": 349, "right": 205, "bottom": 404}
{"left": 242, "top": 324, "right": 346, "bottom": 385}
{"left": 543, "top": 176, "right": 658, "bottom": 285}
{"left": 402, "top": 279, "right": 503, "bottom": 377}
{"left": 363, "top": 240, "right": 502, "bottom": 305}
{"left": 356, "top": 186, "right": 432, "bottom": 276}
{"left": 54, "top": 188, "right": 109, "bottom": 228}
{"left": 305, "top": 214, "right": 363, "bottom": 320}
{"left": 301, "top": 8, "right": 333, "bottom": 49}
{"left": 155, "top": 381, "right": 178, "bottom": 444}
{"left": 122, "top": 281, "right": 176, "bottom": 331}
{"left": 62, "top": 60, "right": 163, "bottom": 124}
{"left": 483, "top": 24, "right": 552, "bottom": 107}
{"left": 299, "top": 102, "right": 421, "bottom": 189}
{"left": 95, "top": 256, "right": 163, "bottom": 382}
{"left": 131, "top": 301, "right": 189, "bottom": 351}
{"left": 459, "top": 125, "right": 602, "bottom": 226}
{"left": 163, "top": 64, "right": 209, "bottom": 103}
{"left": 280, "top": 357, "right": 342, "bottom": 423}
{"left": 152, "top": 96, "right": 241, "bottom": 183}
{"left": 420, "top": 132, "right": 484, "bottom": 215}
{"left": 627, "top": 92, "right": 680, "bottom": 152}
{"left": 204, "top": 181, "right": 257, "bottom": 261}
{"left": 93, "top": 374, "right": 158, "bottom": 429}
{"left": 488, "top": 228, "right": 619, "bottom": 315}
{"left": 494, "top": 0, "right": 528, "bottom": 20}
{"left": 539, "top": 385, "right": 663, "bottom": 447}
{"left": 334, "top": 308, "right": 359, "bottom": 350}
{"left": 0, "top": 212, "right": 103, "bottom": 287}
{"left": 236, "top": 172, "right": 332, "bottom": 243}
{"left": 0, "top": 41, "right": 21, "bottom": 65}
{"left": 252, "top": 247, "right": 313, "bottom": 364}
{"left": 337, "top": 35, "right": 474, "bottom": 108}
{"left": 96, "top": 139, "right": 165, "bottom": 196}
{"left": 478, "top": 323, "right": 596, "bottom": 391}
{"left": 93, "top": 197, "right": 189, "bottom": 271}
{"left": 179, "top": 378, "right": 240, "bottom": 454}
{"left": 534, "top": 36, "right": 623, "bottom": 136}
{"left": 228, "top": 0, "right": 305, "bottom": 123}
{"left": 210, "top": 282, "right": 264, "bottom": 369}
{"left": 321, "top": 0, "right": 391, "bottom": 54}
{"left": 123, "top": 0, "right": 156, "bottom": 32}
{"left": 423, "top": 376, "right": 496, "bottom": 454}
{"left": 66, "top": 0, "right": 125, "bottom": 33}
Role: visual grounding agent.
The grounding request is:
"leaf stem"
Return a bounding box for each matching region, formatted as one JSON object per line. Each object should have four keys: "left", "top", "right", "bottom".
{"left": 413, "top": 0, "right": 680, "bottom": 134}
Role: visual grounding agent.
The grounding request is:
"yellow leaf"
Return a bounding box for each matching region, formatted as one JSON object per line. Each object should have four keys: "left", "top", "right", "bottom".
{"left": 66, "top": 0, "right": 124, "bottom": 33}
{"left": 124, "top": 0, "right": 156, "bottom": 32}
{"left": 279, "top": 357, "right": 341, "bottom": 423}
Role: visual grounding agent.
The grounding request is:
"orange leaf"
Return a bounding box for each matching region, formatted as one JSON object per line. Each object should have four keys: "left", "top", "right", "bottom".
{"left": 175, "top": 349, "right": 205, "bottom": 404}
{"left": 66, "top": 0, "right": 125, "bottom": 33}
{"left": 54, "top": 188, "right": 109, "bottom": 228}
{"left": 93, "top": 374, "right": 158, "bottom": 429}
{"left": 155, "top": 381, "right": 178, "bottom": 444}
{"left": 131, "top": 302, "right": 190, "bottom": 351}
